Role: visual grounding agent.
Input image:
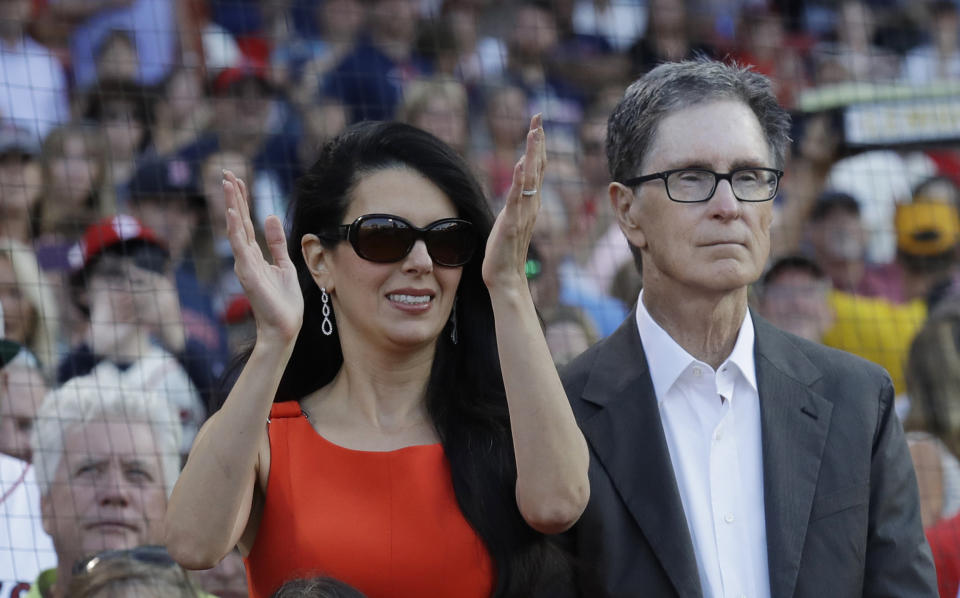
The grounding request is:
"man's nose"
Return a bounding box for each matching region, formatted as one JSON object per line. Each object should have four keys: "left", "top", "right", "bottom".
{"left": 708, "top": 179, "right": 741, "bottom": 219}
{"left": 97, "top": 466, "right": 131, "bottom": 507}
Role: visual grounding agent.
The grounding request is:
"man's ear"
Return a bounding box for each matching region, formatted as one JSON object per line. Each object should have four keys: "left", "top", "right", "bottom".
{"left": 609, "top": 182, "right": 647, "bottom": 249}
{"left": 301, "top": 234, "right": 334, "bottom": 293}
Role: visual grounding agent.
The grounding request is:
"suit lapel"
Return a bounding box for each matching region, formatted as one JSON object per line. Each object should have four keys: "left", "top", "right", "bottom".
{"left": 753, "top": 315, "right": 833, "bottom": 598}
{"left": 579, "top": 320, "right": 702, "bottom": 598}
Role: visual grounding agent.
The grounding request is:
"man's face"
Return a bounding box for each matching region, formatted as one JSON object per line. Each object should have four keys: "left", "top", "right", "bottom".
{"left": 758, "top": 269, "right": 834, "bottom": 342}
{"left": 0, "top": 365, "right": 46, "bottom": 461}
{"left": 624, "top": 100, "right": 775, "bottom": 296}
{"left": 41, "top": 419, "right": 168, "bottom": 565}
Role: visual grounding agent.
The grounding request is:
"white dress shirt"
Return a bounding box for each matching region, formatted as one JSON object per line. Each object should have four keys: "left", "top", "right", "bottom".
{"left": 637, "top": 292, "right": 771, "bottom": 598}
{"left": 0, "top": 454, "right": 56, "bottom": 591}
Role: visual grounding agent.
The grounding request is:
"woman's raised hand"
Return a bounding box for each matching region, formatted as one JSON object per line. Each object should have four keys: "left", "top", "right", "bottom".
{"left": 482, "top": 114, "right": 546, "bottom": 292}
{"left": 223, "top": 170, "right": 303, "bottom": 346}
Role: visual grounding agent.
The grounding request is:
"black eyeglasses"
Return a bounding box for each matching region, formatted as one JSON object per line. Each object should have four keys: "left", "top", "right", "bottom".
{"left": 72, "top": 545, "right": 177, "bottom": 576}
{"left": 319, "top": 213, "right": 477, "bottom": 267}
{"left": 623, "top": 167, "right": 783, "bottom": 203}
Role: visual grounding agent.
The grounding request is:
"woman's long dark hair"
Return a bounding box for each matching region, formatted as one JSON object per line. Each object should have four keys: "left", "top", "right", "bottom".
{"left": 224, "top": 121, "right": 566, "bottom": 596}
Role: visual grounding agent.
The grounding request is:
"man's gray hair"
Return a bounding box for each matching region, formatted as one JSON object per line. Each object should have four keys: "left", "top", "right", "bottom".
{"left": 30, "top": 369, "right": 182, "bottom": 497}
{"left": 607, "top": 59, "right": 792, "bottom": 184}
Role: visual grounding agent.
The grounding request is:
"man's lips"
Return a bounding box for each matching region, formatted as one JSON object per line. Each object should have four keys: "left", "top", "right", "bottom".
{"left": 86, "top": 520, "right": 139, "bottom": 533}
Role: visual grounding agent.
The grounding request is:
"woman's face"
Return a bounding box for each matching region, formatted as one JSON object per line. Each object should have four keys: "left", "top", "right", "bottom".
{"left": 0, "top": 257, "right": 36, "bottom": 344}
{"left": 49, "top": 133, "right": 97, "bottom": 205}
{"left": 102, "top": 100, "right": 145, "bottom": 158}
{"left": 320, "top": 167, "right": 465, "bottom": 352}
{"left": 164, "top": 69, "right": 204, "bottom": 124}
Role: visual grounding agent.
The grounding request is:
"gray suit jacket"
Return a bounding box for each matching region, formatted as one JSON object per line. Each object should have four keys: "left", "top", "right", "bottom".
{"left": 561, "top": 312, "right": 937, "bottom": 598}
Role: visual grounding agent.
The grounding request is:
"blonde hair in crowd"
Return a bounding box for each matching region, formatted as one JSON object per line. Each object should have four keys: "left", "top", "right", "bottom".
{"left": 0, "top": 237, "right": 60, "bottom": 373}
{"left": 30, "top": 368, "right": 182, "bottom": 497}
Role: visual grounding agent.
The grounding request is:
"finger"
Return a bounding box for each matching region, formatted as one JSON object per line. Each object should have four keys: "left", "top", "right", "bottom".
{"left": 264, "top": 215, "right": 292, "bottom": 268}
{"left": 521, "top": 116, "right": 543, "bottom": 196}
{"left": 237, "top": 176, "right": 258, "bottom": 243}
{"left": 223, "top": 171, "right": 249, "bottom": 245}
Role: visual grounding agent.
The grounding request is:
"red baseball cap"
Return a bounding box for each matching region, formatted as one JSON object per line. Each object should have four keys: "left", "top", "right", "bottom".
{"left": 68, "top": 214, "right": 168, "bottom": 272}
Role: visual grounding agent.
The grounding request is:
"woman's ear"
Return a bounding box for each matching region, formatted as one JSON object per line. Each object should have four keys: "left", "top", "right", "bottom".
{"left": 301, "top": 234, "right": 334, "bottom": 293}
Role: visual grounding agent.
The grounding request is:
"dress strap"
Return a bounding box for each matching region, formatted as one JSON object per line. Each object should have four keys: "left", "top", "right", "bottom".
{"left": 269, "top": 401, "right": 303, "bottom": 421}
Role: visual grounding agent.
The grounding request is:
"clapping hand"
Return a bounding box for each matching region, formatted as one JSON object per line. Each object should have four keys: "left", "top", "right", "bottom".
{"left": 482, "top": 114, "right": 546, "bottom": 292}
{"left": 223, "top": 170, "right": 303, "bottom": 346}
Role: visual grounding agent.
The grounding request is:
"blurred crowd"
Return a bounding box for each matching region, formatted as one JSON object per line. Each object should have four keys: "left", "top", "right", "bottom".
{"left": 3, "top": 0, "right": 960, "bottom": 596}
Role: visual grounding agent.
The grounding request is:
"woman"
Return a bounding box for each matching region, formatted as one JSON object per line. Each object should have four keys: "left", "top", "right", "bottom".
{"left": 165, "top": 116, "right": 589, "bottom": 597}
{"left": 0, "top": 238, "right": 60, "bottom": 374}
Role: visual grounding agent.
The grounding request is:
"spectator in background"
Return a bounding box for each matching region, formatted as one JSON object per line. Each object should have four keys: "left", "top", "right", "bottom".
{"left": 754, "top": 255, "right": 835, "bottom": 343}
{"left": 728, "top": 6, "right": 811, "bottom": 108}
{"left": 270, "top": 576, "right": 367, "bottom": 598}
{"left": 812, "top": 0, "right": 900, "bottom": 83}
{"left": 271, "top": 0, "right": 364, "bottom": 109}
{"left": 188, "top": 549, "right": 248, "bottom": 598}
{"left": 178, "top": 64, "right": 300, "bottom": 228}
{"left": 0, "top": 239, "right": 61, "bottom": 374}
{"left": 571, "top": 0, "right": 646, "bottom": 53}
{"left": 628, "top": 0, "right": 715, "bottom": 76}
{"left": 503, "top": 1, "right": 584, "bottom": 150}
{"left": 324, "top": 0, "right": 429, "bottom": 123}
{"left": 807, "top": 191, "right": 903, "bottom": 302}
{"left": 67, "top": 546, "right": 204, "bottom": 598}
{"left": 903, "top": 302, "right": 960, "bottom": 529}
{"left": 0, "top": 0, "right": 69, "bottom": 139}
{"left": 475, "top": 84, "right": 529, "bottom": 202}
{"left": 92, "top": 29, "right": 139, "bottom": 84}
{"left": 50, "top": 0, "right": 176, "bottom": 89}
{"left": 0, "top": 340, "right": 55, "bottom": 596}
{"left": 199, "top": 150, "right": 256, "bottom": 316}
{"left": 895, "top": 201, "right": 960, "bottom": 310}
{"left": 397, "top": 77, "right": 470, "bottom": 158}
{"left": 57, "top": 216, "right": 206, "bottom": 454}
{"left": 441, "top": 1, "right": 506, "bottom": 93}
{"left": 126, "top": 157, "right": 230, "bottom": 379}
{"left": 547, "top": 0, "right": 630, "bottom": 98}
{"left": 901, "top": 1, "right": 960, "bottom": 84}
{"left": 0, "top": 341, "right": 46, "bottom": 461}
{"left": 0, "top": 125, "right": 43, "bottom": 244}
{"left": 35, "top": 124, "right": 109, "bottom": 266}
{"left": 26, "top": 370, "right": 182, "bottom": 598}
{"left": 83, "top": 79, "right": 151, "bottom": 203}
{"left": 144, "top": 66, "right": 211, "bottom": 158}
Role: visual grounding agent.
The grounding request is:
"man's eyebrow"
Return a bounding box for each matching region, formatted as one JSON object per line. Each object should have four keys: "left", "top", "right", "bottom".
{"left": 70, "top": 457, "right": 107, "bottom": 472}
{"left": 660, "top": 158, "right": 773, "bottom": 171}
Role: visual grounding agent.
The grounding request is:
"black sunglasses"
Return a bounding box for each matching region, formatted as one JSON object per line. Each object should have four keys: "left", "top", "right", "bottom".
{"left": 319, "top": 213, "right": 477, "bottom": 267}
{"left": 72, "top": 545, "right": 178, "bottom": 576}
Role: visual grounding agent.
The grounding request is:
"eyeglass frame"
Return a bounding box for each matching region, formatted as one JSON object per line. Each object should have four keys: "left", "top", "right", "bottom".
{"left": 317, "top": 213, "right": 478, "bottom": 267}
{"left": 621, "top": 167, "right": 784, "bottom": 203}
{"left": 72, "top": 545, "right": 178, "bottom": 577}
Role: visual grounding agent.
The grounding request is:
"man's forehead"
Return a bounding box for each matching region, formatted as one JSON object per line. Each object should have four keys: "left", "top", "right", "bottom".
{"left": 63, "top": 420, "right": 160, "bottom": 452}
{"left": 646, "top": 100, "right": 772, "bottom": 169}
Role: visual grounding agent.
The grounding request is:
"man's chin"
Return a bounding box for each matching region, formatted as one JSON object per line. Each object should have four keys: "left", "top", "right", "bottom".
{"left": 82, "top": 527, "right": 142, "bottom": 554}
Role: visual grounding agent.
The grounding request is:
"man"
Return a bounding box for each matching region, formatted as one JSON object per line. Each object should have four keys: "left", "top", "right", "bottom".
{"left": 561, "top": 60, "right": 937, "bottom": 597}
{"left": 59, "top": 215, "right": 206, "bottom": 454}
{"left": 0, "top": 342, "right": 46, "bottom": 461}
{"left": 0, "top": 340, "right": 54, "bottom": 598}
{"left": 754, "top": 255, "right": 834, "bottom": 344}
{"left": 26, "top": 370, "right": 181, "bottom": 598}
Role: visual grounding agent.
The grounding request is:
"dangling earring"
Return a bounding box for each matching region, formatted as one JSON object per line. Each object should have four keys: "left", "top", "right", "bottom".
{"left": 321, "top": 287, "right": 334, "bottom": 336}
{"left": 449, "top": 299, "right": 458, "bottom": 344}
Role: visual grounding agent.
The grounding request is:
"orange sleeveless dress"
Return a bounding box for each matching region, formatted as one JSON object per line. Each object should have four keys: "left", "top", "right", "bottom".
{"left": 243, "top": 402, "right": 495, "bottom": 598}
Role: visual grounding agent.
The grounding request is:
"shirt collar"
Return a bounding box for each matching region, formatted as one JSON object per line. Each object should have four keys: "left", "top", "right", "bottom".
{"left": 635, "top": 290, "right": 758, "bottom": 401}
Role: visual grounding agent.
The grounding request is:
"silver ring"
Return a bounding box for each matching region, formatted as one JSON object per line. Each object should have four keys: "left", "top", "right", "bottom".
{"left": 521, "top": 189, "right": 538, "bottom": 196}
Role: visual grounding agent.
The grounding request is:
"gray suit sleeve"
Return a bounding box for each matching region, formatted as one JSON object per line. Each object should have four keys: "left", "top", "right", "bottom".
{"left": 863, "top": 374, "right": 938, "bottom": 597}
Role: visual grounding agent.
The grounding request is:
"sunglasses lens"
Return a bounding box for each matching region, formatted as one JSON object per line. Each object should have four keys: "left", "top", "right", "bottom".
{"left": 354, "top": 217, "right": 414, "bottom": 262}
{"left": 426, "top": 221, "right": 476, "bottom": 266}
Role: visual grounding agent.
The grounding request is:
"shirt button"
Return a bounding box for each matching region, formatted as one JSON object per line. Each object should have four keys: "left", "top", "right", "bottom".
{"left": 724, "top": 513, "right": 735, "bottom": 524}
{"left": 714, "top": 429, "right": 722, "bottom": 442}
{"left": 692, "top": 366, "right": 702, "bottom": 377}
